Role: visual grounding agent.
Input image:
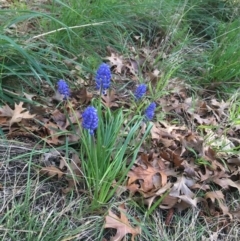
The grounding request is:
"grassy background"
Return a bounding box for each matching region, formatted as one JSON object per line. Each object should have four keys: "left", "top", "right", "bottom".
{"left": 1, "top": 0, "right": 239, "bottom": 102}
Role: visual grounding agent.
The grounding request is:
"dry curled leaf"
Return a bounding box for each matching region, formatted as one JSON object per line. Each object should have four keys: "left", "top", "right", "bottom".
{"left": 106, "top": 52, "right": 124, "bottom": 73}
{"left": 43, "top": 121, "right": 62, "bottom": 145}
{"left": 205, "top": 190, "right": 229, "bottom": 215}
{"left": 0, "top": 102, "right": 35, "bottom": 126}
{"left": 127, "top": 153, "right": 167, "bottom": 193}
{"left": 101, "top": 90, "right": 119, "bottom": 108}
{"left": 0, "top": 104, "right": 13, "bottom": 117}
{"left": 104, "top": 204, "right": 141, "bottom": 241}
{"left": 40, "top": 166, "right": 64, "bottom": 179}
{"left": 168, "top": 175, "right": 198, "bottom": 211}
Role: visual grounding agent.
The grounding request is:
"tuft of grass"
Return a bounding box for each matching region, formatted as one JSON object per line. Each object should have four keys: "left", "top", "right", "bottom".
{"left": 229, "top": 90, "right": 240, "bottom": 126}
{"left": 205, "top": 19, "right": 240, "bottom": 85}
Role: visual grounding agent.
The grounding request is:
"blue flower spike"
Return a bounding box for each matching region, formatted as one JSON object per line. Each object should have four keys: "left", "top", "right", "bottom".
{"left": 57, "top": 79, "right": 70, "bottom": 99}
{"left": 134, "top": 84, "right": 147, "bottom": 100}
{"left": 95, "top": 63, "right": 111, "bottom": 94}
{"left": 145, "top": 102, "right": 156, "bottom": 121}
{"left": 82, "top": 106, "right": 99, "bottom": 135}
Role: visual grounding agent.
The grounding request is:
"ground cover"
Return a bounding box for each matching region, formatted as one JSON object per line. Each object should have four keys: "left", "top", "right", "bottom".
{"left": 0, "top": 0, "right": 240, "bottom": 240}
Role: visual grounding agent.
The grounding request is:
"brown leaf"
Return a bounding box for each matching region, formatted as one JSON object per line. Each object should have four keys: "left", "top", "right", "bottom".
{"left": 64, "top": 111, "right": 82, "bottom": 129}
{"left": 191, "top": 183, "right": 210, "bottom": 191}
{"left": 61, "top": 153, "right": 82, "bottom": 194}
{"left": 0, "top": 104, "right": 14, "bottom": 117}
{"left": 212, "top": 177, "right": 240, "bottom": 193}
{"left": 67, "top": 153, "right": 82, "bottom": 176}
{"left": 11, "top": 103, "right": 36, "bottom": 126}
{"left": 62, "top": 179, "right": 76, "bottom": 194}
{"left": 160, "top": 195, "right": 178, "bottom": 209}
{"left": 71, "top": 87, "right": 93, "bottom": 104}
{"left": 101, "top": 90, "right": 119, "bottom": 108}
{"left": 170, "top": 176, "right": 195, "bottom": 198}
{"left": 40, "top": 166, "right": 64, "bottom": 179}
{"left": 227, "top": 157, "right": 240, "bottom": 165}
{"left": 127, "top": 153, "right": 167, "bottom": 193}
{"left": 180, "top": 132, "right": 204, "bottom": 156}
{"left": 150, "top": 123, "right": 176, "bottom": 143}
{"left": 168, "top": 176, "right": 198, "bottom": 211}
{"left": 197, "top": 166, "right": 214, "bottom": 182}
{"left": 149, "top": 69, "right": 160, "bottom": 85}
{"left": 0, "top": 116, "right": 8, "bottom": 125}
{"left": 52, "top": 109, "right": 66, "bottom": 129}
{"left": 67, "top": 126, "right": 81, "bottom": 142}
{"left": 104, "top": 204, "right": 141, "bottom": 241}
{"left": 181, "top": 160, "right": 197, "bottom": 178}
{"left": 112, "top": 180, "right": 128, "bottom": 197}
{"left": 0, "top": 102, "right": 36, "bottom": 126}
{"left": 205, "top": 191, "right": 229, "bottom": 215}
{"left": 144, "top": 182, "right": 172, "bottom": 208}
{"left": 160, "top": 149, "right": 183, "bottom": 167}
{"left": 192, "top": 113, "right": 216, "bottom": 125}
{"left": 196, "top": 100, "right": 209, "bottom": 116}
{"left": 174, "top": 195, "right": 199, "bottom": 212}
{"left": 43, "top": 121, "right": 62, "bottom": 145}
{"left": 126, "top": 183, "right": 140, "bottom": 195}
{"left": 106, "top": 52, "right": 124, "bottom": 73}
{"left": 125, "top": 58, "right": 139, "bottom": 76}
{"left": 210, "top": 99, "right": 229, "bottom": 119}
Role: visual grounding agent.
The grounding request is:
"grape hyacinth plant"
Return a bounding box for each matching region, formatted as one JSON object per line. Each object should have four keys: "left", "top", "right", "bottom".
{"left": 82, "top": 106, "right": 99, "bottom": 135}
{"left": 80, "top": 104, "right": 153, "bottom": 205}
{"left": 134, "top": 84, "right": 147, "bottom": 100}
{"left": 95, "top": 63, "right": 111, "bottom": 94}
{"left": 57, "top": 79, "right": 70, "bottom": 99}
{"left": 145, "top": 102, "right": 156, "bottom": 120}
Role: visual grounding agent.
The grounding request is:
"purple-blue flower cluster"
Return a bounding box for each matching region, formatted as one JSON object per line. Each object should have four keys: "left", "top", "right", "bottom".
{"left": 82, "top": 106, "right": 99, "bottom": 135}
{"left": 95, "top": 63, "right": 111, "bottom": 93}
{"left": 145, "top": 102, "right": 156, "bottom": 121}
{"left": 134, "top": 84, "right": 147, "bottom": 100}
{"left": 56, "top": 64, "right": 156, "bottom": 137}
{"left": 57, "top": 79, "right": 70, "bottom": 99}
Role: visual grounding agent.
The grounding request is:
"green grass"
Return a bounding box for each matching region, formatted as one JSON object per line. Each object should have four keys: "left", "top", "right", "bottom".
{"left": 206, "top": 19, "right": 240, "bottom": 85}
{"left": 174, "top": 0, "right": 240, "bottom": 94}
{"left": 1, "top": 0, "right": 240, "bottom": 240}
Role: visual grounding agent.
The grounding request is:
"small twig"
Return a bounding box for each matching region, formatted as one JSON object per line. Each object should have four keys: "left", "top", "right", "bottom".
{"left": 26, "top": 21, "right": 111, "bottom": 42}
{"left": 0, "top": 139, "right": 43, "bottom": 152}
{"left": 165, "top": 208, "right": 174, "bottom": 226}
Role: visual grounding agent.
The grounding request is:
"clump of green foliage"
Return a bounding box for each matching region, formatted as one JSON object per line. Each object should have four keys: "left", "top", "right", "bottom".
{"left": 206, "top": 19, "right": 240, "bottom": 85}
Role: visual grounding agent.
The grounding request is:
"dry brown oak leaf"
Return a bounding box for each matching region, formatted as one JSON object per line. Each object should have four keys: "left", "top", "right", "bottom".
{"left": 104, "top": 204, "right": 141, "bottom": 241}
{"left": 128, "top": 153, "right": 167, "bottom": 193}
{"left": 40, "top": 166, "right": 64, "bottom": 179}
{"left": 101, "top": 90, "right": 119, "bottom": 108}
{"left": 106, "top": 52, "right": 124, "bottom": 73}
{"left": 0, "top": 102, "right": 35, "bottom": 126}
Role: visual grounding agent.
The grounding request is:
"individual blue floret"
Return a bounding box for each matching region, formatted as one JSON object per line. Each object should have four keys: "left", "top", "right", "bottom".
{"left": 95, "top": 63, "right": 111, "bottom": 93}
{"left": 134, "top": 84, "right": 147, "bottom": 100}
{"left": 82, "top": 106, "right": 99, "bottom": 135}
{"left": 57, "top": 79, "right": 70, "bottom": 99}
{"left": 145, "top": 102, "right": 156, "bottom": 121}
